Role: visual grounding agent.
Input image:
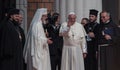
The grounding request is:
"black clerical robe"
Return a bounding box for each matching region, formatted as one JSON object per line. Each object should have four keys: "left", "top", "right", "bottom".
{"left": 0, "top": 20, "right": 24, "bottom": 70}
{"left": 84, "top": 22, "right": 99, "bottom": 70}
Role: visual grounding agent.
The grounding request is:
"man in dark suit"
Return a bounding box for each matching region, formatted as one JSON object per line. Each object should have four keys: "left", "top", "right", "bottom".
{"left": 47, "top": 13, "right": 63, "bottom": 70}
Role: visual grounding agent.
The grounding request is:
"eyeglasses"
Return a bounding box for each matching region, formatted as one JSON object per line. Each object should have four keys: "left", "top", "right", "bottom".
{"left": 101, "top": 16, "right": 106, "bottom": 18}
{"left": 81, "top": 23, "right": 85, "bottom": 24}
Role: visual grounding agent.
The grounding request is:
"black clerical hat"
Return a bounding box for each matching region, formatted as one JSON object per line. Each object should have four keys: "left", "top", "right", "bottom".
{"left": 89, "top": 9, "right": 98, "bottom": 16}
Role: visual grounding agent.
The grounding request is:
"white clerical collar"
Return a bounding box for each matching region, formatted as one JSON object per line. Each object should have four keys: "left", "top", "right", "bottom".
{"left": 105, "top": 20, "right": 110, "bottom": 24}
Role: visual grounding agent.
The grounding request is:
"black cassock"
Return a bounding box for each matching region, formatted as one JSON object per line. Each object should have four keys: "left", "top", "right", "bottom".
{"left": 97, "top": 20, "right": 120, "bottom": 70}
{"left": 0, "top": 20, "right": 24, "bottom": 70}
{"left": 84, "top": 22, "right": 99, "bottom": 70}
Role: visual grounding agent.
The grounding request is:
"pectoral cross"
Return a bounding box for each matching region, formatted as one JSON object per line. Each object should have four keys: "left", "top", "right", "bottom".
{"left": 45, "top": 29, "right": 49, "bottom": 37}
{"left": 15, "top": 27, "right": 22, "bottom": 42}
{"left": 19, "top": 34, "right": 22, "bottom": 41}
{"left": 72, "top": 34, "right": 74, "bottom": 37}
{"left": 17, "top": 30, "right": 22, "bottom": 42}
{"left": 71, "top": 29, "right": 74, "bottom": 37}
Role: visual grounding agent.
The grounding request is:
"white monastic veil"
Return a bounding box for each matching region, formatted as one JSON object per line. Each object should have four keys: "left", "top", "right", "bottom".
{"left": 23, "top": 8, "right": 51, "bottom": 70}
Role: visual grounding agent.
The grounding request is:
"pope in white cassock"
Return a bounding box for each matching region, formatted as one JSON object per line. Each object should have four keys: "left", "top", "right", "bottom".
{"left": 60, "top": 12, "right": 87, "bottom": 70}
{"left": 23, "top": 8, "right": 52, "bottom": 70}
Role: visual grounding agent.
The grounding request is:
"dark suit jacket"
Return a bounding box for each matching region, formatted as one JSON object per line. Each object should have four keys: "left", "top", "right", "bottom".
{"left": 47, "top": 24, "right": 63, "bottom": 56}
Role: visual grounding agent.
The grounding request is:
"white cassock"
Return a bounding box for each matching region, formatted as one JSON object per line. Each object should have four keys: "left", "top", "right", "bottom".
{"left": 23, "top": 8, "right": 51, "bottom": 70}
{"left": 60, "top": 22, "right": 87, "bottom": 70}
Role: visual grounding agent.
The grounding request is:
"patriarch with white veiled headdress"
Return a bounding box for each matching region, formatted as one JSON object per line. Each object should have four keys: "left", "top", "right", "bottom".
{"left": 23, "top": 8, "right": 52, "bottom": 70}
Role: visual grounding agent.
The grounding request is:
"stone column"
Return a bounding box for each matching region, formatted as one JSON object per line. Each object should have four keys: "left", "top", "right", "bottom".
{"left": 59, "top": 0, "right": 102, "bottom": 23}
{"left": 75, "top": 0, "right": 83, "bottom": 22}
{"left": 60, "top": 0, "right": 66, "bottom": 23}
{"left": 55, "top": 0, "right": 60, "bottom": 13}
{"left": 84, "top": 0, "right": 102, "bottom": 22}
{"left": 16, "top": 0, "right": 27, "bottom": 35}
{"left": 95, "top": 0, "right": 102, "bottom": 22}
{"left": 66, "top": 0, "right": 74, "bottom": 15}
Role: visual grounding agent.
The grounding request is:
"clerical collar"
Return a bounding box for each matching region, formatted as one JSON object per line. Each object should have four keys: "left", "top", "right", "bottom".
{"left": 105, "top": 20, "right": 110, "bottom": 24}
{"left": 52, "top": 24, "right": 60, "bottom": 29}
